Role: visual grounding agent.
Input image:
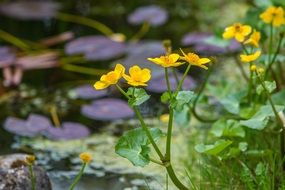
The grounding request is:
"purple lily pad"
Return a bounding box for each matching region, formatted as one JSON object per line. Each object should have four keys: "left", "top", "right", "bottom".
{"left": 43, "top": 122, "right": 90, "bottom": 140}
{"left": 128, "top": 5, "right": 168, "bottom": 26}
{"left": 71, "top": 84, "right": 108, "bottom": 99}
{"left": 0, "top": 1, "right": 60, "bottom": 20}
{"left": 181, "top": 32, "right": 241, "bottom": 55}
{"left": 181, "top": 32, "right": 212, "bottom": 46}
{"left": 146, "top": 72, "right": 196, "bottom": 93}
{"left": 26, "top": 114, "right": 52, "bottom": 133}
{"left": 120, "top": 41, "right": 165, "bottom": 78}
{"left": 0, "top": 47, "right": 16, "bottom": 68}
{"left": 81, "top": 98, "right": 134, "bottom": 121}
{"left": 65, "top": 36, "right": 126, "bottom": 61}
{"left": 3, "top": 117, "right": 37, "bottom": 137}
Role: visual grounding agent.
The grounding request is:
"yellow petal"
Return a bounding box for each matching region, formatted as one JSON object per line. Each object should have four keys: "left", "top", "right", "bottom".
{"left": 114, "top": 63, "right": 125, "bottom": 76}
{"left": 147, "top": 58, "right": 164, "bottom": 65}
{"left": 94, "top": 81, "right": 109, "bottom": 90}
{"left": 241, "top": 25, "right": 252, "bottom": 36}
{"left": 169, "top": 53, "right": 180, "bottom": 62}
{"left": 199, "top": 58, "right": 211, "bottom": 64}
{"left": 235, "top": 33, "right": 245, "bottom": 42}
{"left": 129, "top": 65, "right": 141, "bottom": 77}
{"left": 140, "top": 69, "right": 151, "bottom": 82}
{"left": 222, "top": 27, "right": 235, "bottom": 39}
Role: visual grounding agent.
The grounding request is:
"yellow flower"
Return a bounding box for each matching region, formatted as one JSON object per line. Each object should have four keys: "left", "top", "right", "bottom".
{"left": 25, "top": 155, "right": 36, "bottom": 165}
{"left": 244, "top": 30, "right": 261, "bottom": 47}
{"left": 240, "top": 50, "right": 261, "bottom": 63}
{"left": 160, "top": 114, "right": 169, "bottom": 123}
{"left": 147, "top": 53, "right": 184, "bottom": 67}
{"left": 258, "top": 67, "right": 265, "bottom": 74}
{"left": 123, "top": 65, "right": 151, "bottom": 86}
{"left": 223, "top": 23, "right": 252, "bottom": 42}
{"left": 180, "top": 50, "right": 211, "bottom": 70}
{"left": 79, "top": 152, "right": 92, "bottom": 163}
{"left": 260, "top": 6, "right": 285, "bottom": 27}
{"left": 94, "top": 64, "right": 125, "bottom": 90}
{"left": 250, "top": 65, "right": 257, "bottom": 71}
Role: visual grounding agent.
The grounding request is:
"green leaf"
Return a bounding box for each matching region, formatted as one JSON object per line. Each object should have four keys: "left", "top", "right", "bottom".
{"left": 240, "top": 105, "right": 284, "bottom": 130}
{"left": 115, "top": 127, "right": 163, "bottom": 167}
{"left": 211, "top": 119, "right": 245, "bottom": 138}
{"left": 161, "top": 92, "right": 171, "bottom": 104}
{"left": 195, "top": 140, "right": 233, "bottom": 156}
{"left": 174, "top": 105, "right": 191, "bottom": 126}
{"left": 171, "top": 91, "right": 195, "bottom": 111}
{"left": 220, "top": 91, "right": 247, "bottom": 115}
{"left": 256, "top": 81, "right": 276, "bottom": 95}
{"left": 239, "top": 142, "right": 248, "bottom": 152}
{"left": 254, "top": 0, "right": 272, "bottom": 7}
{"left": 127, "top": 87, "right": 150, "bottom": 107}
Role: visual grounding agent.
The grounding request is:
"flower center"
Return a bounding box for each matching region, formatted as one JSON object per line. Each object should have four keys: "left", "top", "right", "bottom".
{"left": 187, "top": 53, "right": 200, "bottom": 63}
{"left": 234, "top": 24, "right": 242, "bottom": 33}
{"left": 161, "top": 56, "right": 172, "bottom": 64}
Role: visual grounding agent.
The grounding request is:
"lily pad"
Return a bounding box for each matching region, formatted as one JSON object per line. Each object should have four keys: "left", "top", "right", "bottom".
{"left": 81, "top": 98, "right": 134, "bottom": 121}
{"left": 43, "top": 122, "right": 90, "bottom": 140}
{"left": 70, "top": 84, "right": 108, "bottom": 100}
{"left": 127, "top": 5, "right": 168, "bottom": 26}
{"left": 146, "top": 73, "right": 196, "bottom": 93}
{"left": 0, "top": 1, "right": 60, "bottom": 20}
{"left": 65, "top": 36, "right": 126, "bottom": 61}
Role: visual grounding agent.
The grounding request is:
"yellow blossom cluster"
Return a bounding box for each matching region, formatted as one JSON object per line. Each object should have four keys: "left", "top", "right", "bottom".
{"left": 94, "top": 52, "right": 211, "bottom": 90}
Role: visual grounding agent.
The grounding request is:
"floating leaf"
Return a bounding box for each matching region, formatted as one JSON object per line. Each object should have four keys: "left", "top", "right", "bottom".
{"left": 70, "top": 84, "right": 108, "bottom": 100}
{"left": 127, "top": 5, "right": 168, "bottom": 26}
{"left": 195, "top": 140, "right": 233, "bottom": 156}
{"left": 81, "top": 98, "right": 134, "bottom": 121}
{"left": 115, "top": 127, "right": 163, "bottom": 167}
{"left": 240, "top": 105, "right": 284, "bottom": 130}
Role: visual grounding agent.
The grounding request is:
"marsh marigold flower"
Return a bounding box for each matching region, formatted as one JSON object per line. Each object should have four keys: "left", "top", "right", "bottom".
{"left": 240, "top": 50, "right": 261, "bottom": 63}
{"left": 147, "top": 53, "right": 183, "bottom": 67}
{"left": 223, "top": 23, "right": 252, "bottom": 42}
{"left": 250, "top": 65, "right": 257, "bottom": 71}
{"left": 180, "top": 50, "right": 210, "bottom": 70}
{"left": 260, "top": 6, "right": 285, "bottom": 27}
{"left": 244, "top": 30, "right": 261, "bottom": 47}
{"left": 94, "top": 64, "right": 125, "bottom": 90}
{"left": 25, "top": 155, "right": 36, "bottom": 165}
{"left": 79, "top": 152, "right": 92, "bottom": 163}
{"left": 123, "top": 65, "right": 151, "bottom": 86}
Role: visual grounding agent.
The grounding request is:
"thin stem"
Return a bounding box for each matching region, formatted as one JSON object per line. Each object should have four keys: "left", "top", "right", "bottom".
{"left": 256, "top": 72, "right": 285, "bottom": 169}
{"left": 265, "top": 33, "right": 284, "bottom": 79}
{"left": 68, "top": 163, "right": 87, "bottom": 190}
{"left": 149, "top": 157, "right": 164, "bottom": 166}
{"left": 0, "top": 29, "right": 30, "bottom": 50}
{"left": 61, "top": 63, "right": 107, "bottom": 76}
{"left": 191, "top": 65, "right": 217, "bottom": 123}
{"left": 50, "top": 106, "right": 61, "bottom": 128}
{"left": 56, "top": 13, "right": 114, "bottom": 36}
{"left": 165, "top": 68, "right": 172, "bottom": 97}
{"left": 28, "top": 165, "right": 36, "bottom": 190}
{"left": 115, "top": 84, "right": 130, "bottom": 99}
{"left": 248, "top": 63, "right": 253, "bottom": 103}
{"left": 133, "top": 106, "right": 164, "bottom": 160}
{"left": 233, "top": 56, "right": 249, "bottom": 82}
{"left": 131, "top": 22, "right": 150, "bottom": 41}
{"left": 165, "top": 108, "right": 174, "bottom": 160}
{"left": 174, "top": 64, "right": 191, "bottom": 96}
{"left": 166, "top": 164, "right": 189, "bottom": 190}
{"left": 172, "top": 68, "right": 180, "bottom": 86}
{"left": 268, "top": 24, "right": 273, "bottom": 68}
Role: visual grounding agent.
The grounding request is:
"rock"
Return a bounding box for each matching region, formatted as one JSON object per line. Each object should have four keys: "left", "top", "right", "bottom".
{"left": 0, "top": 154, "right": 51, "bottom": 190}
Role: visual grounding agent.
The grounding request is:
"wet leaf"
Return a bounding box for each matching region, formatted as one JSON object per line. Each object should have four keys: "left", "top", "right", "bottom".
{"left": 115, "top": 127, "right": 163, "bottom": 167}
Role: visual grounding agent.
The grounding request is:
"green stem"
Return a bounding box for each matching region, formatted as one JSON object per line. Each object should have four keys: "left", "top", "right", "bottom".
{"left": 165, "top": 108, "right": 174, "bottom": 160}
{"left": 115, "top": 84, "right": 130, "bottom": 99}
{"left": 0, "top": 29, "right": 30, "bottom": 50}
{"left": 265, "top": 33, "right": 284, "bottom": 79}
{"left": 165, "top": 68, "right": 172, "bottom": 97}
{"left": 191, "top": 65, "right": 217, "bottom": 123}
{"left": 28, "top": 165, "right": 36, "bottom": 190}
{"left": 256, "top": 72, "right": 285, "bottom": 169}
{"left": 68, "top": 163, "right": 87, "bottom": 190}
{"left": 56, "top": 13, "right": 114, "bottom": 36}
{"left": 248, "top": 63, "right": 253, "bottom": 103}
{"left": 61, "top": 63, "right": 107, "bottom": 76}
{"left": 131, "top": 22, "right": 150, "bottom": 41}
{"left": 133, "top": 106, "right": 164, "bottom": 160}
{"left": 174, "top": 64, "right": 191, "bottom": 96}
{"left": 166, "top": 164, "right": 189, "bottom": 190}
{"left": 268, "top": 24, "right": 273, "bottom": 68}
